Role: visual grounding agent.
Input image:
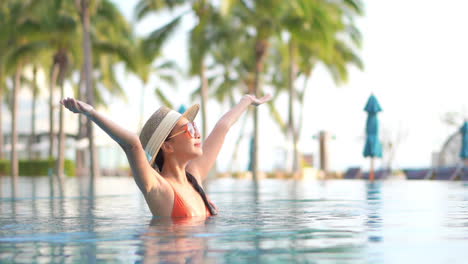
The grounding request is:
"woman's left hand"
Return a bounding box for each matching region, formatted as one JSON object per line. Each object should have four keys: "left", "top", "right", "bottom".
{"left": 243, "top": 94, "right": 272, "bottom": 106}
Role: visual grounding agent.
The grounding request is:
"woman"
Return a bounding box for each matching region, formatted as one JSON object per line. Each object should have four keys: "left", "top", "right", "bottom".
{"left": 60, "top": 94, "right": 271, "bottom": 218}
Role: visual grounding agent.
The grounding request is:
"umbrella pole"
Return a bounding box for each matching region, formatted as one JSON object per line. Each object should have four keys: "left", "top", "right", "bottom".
{"left": 370, "top": 158, "right": 375, "bottom": 181}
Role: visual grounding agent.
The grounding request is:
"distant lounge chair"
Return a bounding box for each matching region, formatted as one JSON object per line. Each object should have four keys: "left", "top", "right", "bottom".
{"left": 460, "top": 167, "right": 468, "bottom": 181}
{"left": 402, "top": 168, "right": 432, "bottom": 180}
{"left": 433, "top": 166, "right": 460, "bottom": 181}
{"left": 343, "top": 167, "right": 362, "bottom": 179}
{"left": 361, "top": 168, "right": 391, "bottom": 180}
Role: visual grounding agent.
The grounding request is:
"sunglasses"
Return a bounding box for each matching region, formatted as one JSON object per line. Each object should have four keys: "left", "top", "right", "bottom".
{"left": 167, "top": 122, "right": 199, "bottom": 139}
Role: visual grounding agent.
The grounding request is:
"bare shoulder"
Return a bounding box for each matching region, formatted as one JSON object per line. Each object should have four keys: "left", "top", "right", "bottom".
{"left": 143, "top": 171, "right": 175, "bottom": 216}
{"left": 146, "top": 169, "right": 173, "bottom": 194}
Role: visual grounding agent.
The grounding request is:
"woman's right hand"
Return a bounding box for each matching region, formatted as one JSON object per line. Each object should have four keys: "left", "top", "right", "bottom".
{"left": 60, "top": 97, "right": 94, "bottom": 116}
{"left": 242, "top": 94, "right": 272, "bottom": 106}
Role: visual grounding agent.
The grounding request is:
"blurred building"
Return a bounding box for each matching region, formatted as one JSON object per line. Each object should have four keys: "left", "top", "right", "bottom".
{"left": 3, "top": 132, "right": 77, "bottom": 159}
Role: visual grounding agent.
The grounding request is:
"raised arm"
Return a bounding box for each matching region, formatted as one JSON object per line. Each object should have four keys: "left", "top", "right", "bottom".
{"left": 60, "top": 97, "right": 160, "bottom": 193}
{"left": 187, "top": 94, "right": 272, "bottom": 182}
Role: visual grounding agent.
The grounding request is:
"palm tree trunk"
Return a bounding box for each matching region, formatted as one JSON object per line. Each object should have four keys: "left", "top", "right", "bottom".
{"left": 229, "top": 107, "right": 249, "bottom": 172}
{"left": 77, "top": 66, "right": 86, "bottom": 176}
{"left": 252, "top": 73, "right": 259, "bottom": 181}
{"left": 297, "top": 73, "right": 311, "bottom": 151}
{"left": 288, "top": 40, "right": 300, "bottom": 173}
{"left": 0, "top": 73, "right": 4, "bottom": 197}
{"left": 199, "top": 62, "right": 209, "bottom": 141}
{"left": 55, "top": 81, "right": 65, "bottom": 194}
{"left": 81, "top": 0, "right": 100, "bottom": 183}
{"left": 252, "top": 38, "right": 269, "bottom": 181}
{"left": 29, "top": 66, "right": 38, "bottom": 159}
{"left": 0, "top": 71, "right": 4, "bottom": 160}
{"left": 49, "top": 63, "right": 59, "bottom": 158}
{"left": 11, "top": 65, "right": 22, "bottom": 197}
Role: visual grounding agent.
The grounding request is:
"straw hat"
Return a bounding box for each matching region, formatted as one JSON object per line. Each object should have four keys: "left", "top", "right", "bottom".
{"left": 139, "top": 104, "right": 200, "bottom": 166}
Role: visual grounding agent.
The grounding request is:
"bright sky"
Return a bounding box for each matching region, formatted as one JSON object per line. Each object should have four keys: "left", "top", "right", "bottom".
{"left": 6, "top": 0, "right": 467, "bottom": 173}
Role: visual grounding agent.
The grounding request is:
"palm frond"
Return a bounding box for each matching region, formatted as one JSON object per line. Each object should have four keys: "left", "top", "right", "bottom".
{"left": 158, "top": 74, "right": 177, "bottom": 87}
{"left": 5, "top": 42, "right": 50, "bottom": 70}
{"left": 267, "top": 100, "right": 287, "bottom": 133}
{"left": 154, "top": 88, "right": 174, "bottom": 108}
{"left": 155, "top": 60, "right": 179, "bottom": 71}
{"left": 141, "top": 15, "right": 182, "bottom": 63}
{"left": 343, "top": 0, "right": 364, "bottom": 15}
{"left": 135, "top": 0, "right": 186, "bottom": 21}
{"left": 93, "top": 41, "right": 135, "bottom": 70}
{"left": 190, "top": 85, "right": 201, "bottom": 101}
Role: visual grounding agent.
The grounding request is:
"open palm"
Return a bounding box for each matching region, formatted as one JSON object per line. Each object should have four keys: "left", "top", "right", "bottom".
{"left": 245, "top": 94, "right": 272, "bottom": 106}
{"left": 60, "top": 97, "right": 94, "bottom": 116}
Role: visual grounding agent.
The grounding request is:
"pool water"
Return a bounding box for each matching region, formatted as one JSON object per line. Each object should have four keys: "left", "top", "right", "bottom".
{"left": 1, "top": 176, "right": 468, "bottom": 263}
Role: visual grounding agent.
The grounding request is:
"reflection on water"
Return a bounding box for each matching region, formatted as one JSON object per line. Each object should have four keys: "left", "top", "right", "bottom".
{"left": 1, "top": 177, "right": 468, "bottom": 263}
{"left": 141, "top": 217, "right": 213, "bottom": 263}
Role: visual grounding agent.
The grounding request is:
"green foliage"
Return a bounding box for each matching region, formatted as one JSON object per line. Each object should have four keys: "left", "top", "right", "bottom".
{"left": 154, "top": 88, "right": 174, "bottom": 109}
{"left": 141, "top": 16, "right": 182, "bottom": 66}
{"left": 135, "top": 0, "right": 186, "bottom": 20}
{"left": 0, "top": 160, "right": 8, "bottom": 176}
{"left": 0, "top": 159, "right": 75, "bottom": 177}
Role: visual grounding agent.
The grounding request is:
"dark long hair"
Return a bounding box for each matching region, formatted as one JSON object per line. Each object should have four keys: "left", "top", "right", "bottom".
{"left": 155, "top": 149, "right": 217, "bottom": 216}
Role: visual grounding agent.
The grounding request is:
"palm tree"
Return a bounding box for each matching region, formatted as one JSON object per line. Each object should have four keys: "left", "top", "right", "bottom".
{"left": 2, "top": 0, "right": 42, "bottom": 194}
{"left": 30, "top": 0, "right": 132, "bottom": 187}
{"left": 116, "top": 17, "right": 181, "bottom": 131}
{"left": 0, "top": 66, "right": 5, "bottom": 161}
{"left": 221, "top": 0, "right": 290, "bottom": 180}
{"left": 136, "top": 0, "right": 220, "bottom": 140}
{"left": 23, "top": 63, "right": 50, "bottom": 160}
{"left": 288, "top": 0, "right": 364, "bottom": 173}
{"left": 91, "top": 0, "right": 135, "bottom": 107}
{"left": 220, "top": 0, "right": 364, "bottom": 177}
{"left": 132, "top": 39, "right": 180, "bottom": 131}
{"left": 76, "top": 0, "right": 138, "bottom": 181}
{"left": 27, "top": 1, "right": 80, "bottom": 181}
{"left": 0, "top": 0, "right": 16, "bottom": 161}
{"left": 187, "top": 2, "right": 220, "bottom": 140}
{"left": 0, "top": 2, "right": 5, "bottom": 161}
{"left": 11, "top": 65, "right": 22, "bottom": 195}
{"left": 64, "top": 0, "right": 135, "bottom": 176}
{"left": 279, "top": 0, "right": 358, "bottom": 173}
{"left": 205, "top": 9, "right": 289, "bottom": 173}
{"left": 55, "top": 51, "right": 70, "bottom": 193}
{"left": 77, "top": 0, "right": 99, "bottom": 182}
{"left": 206, "top": 15, "right": 257, "bottom": 172}
{"left": 23, "top": 0, "right": 127, "bottom": 188}
{"left": 28, "top": 66, "right": 38, "bottom": 159}
{"left": 27, "top": 0, "right": 80, "bottom": 189}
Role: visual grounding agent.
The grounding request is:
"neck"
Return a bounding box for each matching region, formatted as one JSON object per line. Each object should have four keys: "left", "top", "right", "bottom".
{"left": 161, "top": 156, "right": 189, "bottom": 184}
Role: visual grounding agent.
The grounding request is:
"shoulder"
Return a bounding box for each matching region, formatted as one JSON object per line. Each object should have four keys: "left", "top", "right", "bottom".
{"left": 144, "top": 173, "right": 175, "bottom": 215}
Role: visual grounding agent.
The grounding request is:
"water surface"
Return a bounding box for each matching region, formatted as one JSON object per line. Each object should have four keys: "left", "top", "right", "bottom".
{"left": 1, "top": 176, "right": 468, "bottom": 263}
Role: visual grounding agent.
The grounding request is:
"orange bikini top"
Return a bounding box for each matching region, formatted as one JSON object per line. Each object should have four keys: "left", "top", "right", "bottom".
{"left": 170, "top": 184, "right": 213, "bottom": 218}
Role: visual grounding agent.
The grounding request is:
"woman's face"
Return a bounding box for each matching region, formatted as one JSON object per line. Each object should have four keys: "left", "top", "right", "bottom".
{"left": 166, "top": 117, "right": 203, "bottom": 159}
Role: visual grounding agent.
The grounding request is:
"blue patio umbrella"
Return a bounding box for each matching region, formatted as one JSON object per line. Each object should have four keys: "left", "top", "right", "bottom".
{"left": 363, "top": 116, "right": 383, "bottom": 158}
{"left": 460, "top": 121, "right": 468, "bottom": 161}
{"left": 363, "top": 94, "right": 383, "bottom": 181}
{"left": 178, "top": 104, "right": 187, "bottom": 114}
